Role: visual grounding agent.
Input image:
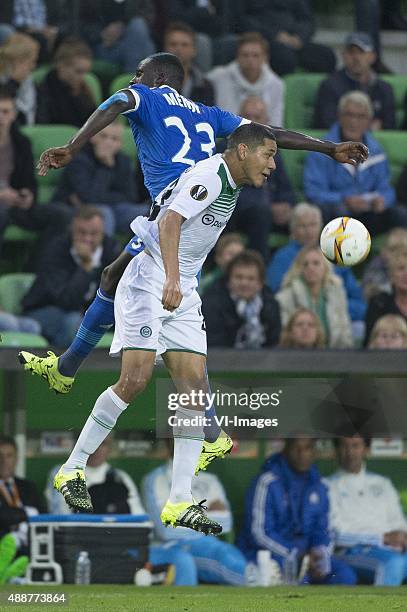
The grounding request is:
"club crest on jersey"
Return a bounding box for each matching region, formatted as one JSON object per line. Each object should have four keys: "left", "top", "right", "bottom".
{"left": 140, "top": 326, "right": 152, "bottom": 338}
{"left": 190, "top": 185, "right": 208, "bottom": 201}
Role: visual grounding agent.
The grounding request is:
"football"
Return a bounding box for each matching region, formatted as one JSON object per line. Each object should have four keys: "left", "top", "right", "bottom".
{"left": 320, "top": 217, "right": 371, "bottom": 266}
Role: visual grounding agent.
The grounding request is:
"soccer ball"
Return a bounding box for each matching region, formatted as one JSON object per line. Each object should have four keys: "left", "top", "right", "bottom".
{"left": 320, "top": 217, "right": 371, "bottom": 266}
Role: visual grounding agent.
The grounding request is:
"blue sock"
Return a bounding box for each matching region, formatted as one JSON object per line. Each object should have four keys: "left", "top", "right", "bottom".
{"left": 204, "top": 369, "right": 221, "bottom": 442}
{"left": 58, "top": 288, "right": 115, "bottom": 377}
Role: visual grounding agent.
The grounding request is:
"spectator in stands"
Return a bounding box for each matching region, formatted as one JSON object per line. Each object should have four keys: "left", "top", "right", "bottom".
{"left": 238, "top": 437, "right": 356, "bottom": 585}
{"left": 22, "top": 207, "right": 121, "bottom": 347}
{"left": 1, "top": 0, "right": 58, "bottom": 62}
{"left": 396, "top": 162, "right": 407, "bottom": 202}
{"left": 279, "top": 308, "right": 326, "bottom": 349}
{"left": 367, "top": 314, "right": 407, "bottom": 348}
{"left": 0, "top": 435, "right": 46, "bottom": 554}
{"left": 142, "top": 442, "right": 247, "bottom": 586}
{"left": 276, "top": 246, "right": 354, "bottom": 348}
{"left": 202, "top": 250, "right": 281, "bottom": 348}
{"left": 361, "top": 228, "right": 407, "bottom": 300}
{"left": 237, "top": 0, "right": 336, "bottom": 76}
{"left": 36, "top": 39, "right": 96, "bottom": 127}
{"left": 225, "top": 97, "right": 295, "bottom": 258}
{"left": 0, "top": 32, "right": 39, "bottom": 125}
{"left": 78, "top": 0, "right": 156, "bottom": 73}
{"left": 0, "top": 308, "right": 40, "bottom": 336}
{"left": 45, "top": 436, "right": 145, "bottom": 515}
{"left": 327, "top": 436, "right": 407, "bottom": 585}
{"left": 168, "top": 1, "right": 223, "bottom": 38}
{"left": 0, "top": 86, "right": 71, "bottom": 254}
{"left": 207, "top": 32, "right": 284, "bottom": 127}
{"left": 364, "top": 247, "right": 407, "bottom": 345}
{"left": 267, "top": 203, "right": 366, "bottom": 326}
{"left": 305, "top": 91, "right": 407, "bottom": 235}
{"left": 52, "top": 121, "right": 148, "bottom": 236}
{"left": 164, "top": 22, "right": 214, "bottom": 106}
{"left": 314, "top": 33, "right": 396, "bottom": 130}
{"left": 199, "top": 232, "right": 244, "bottom": 295}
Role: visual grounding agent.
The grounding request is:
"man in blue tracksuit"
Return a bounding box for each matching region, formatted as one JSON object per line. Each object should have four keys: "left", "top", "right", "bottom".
{"left": 304, "top": 90, "right": 407, "bottom": 235}
{"left": 237, "top": 438, "right": 356, "bottom": 585}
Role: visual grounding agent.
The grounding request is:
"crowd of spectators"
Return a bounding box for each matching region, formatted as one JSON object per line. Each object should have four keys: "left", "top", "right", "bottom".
{"left": 1, "top": 1, "right": 407, "bottom": 351}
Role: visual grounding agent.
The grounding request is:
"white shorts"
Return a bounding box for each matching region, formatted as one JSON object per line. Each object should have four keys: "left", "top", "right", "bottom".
{"left": 110, "top": 252, "right": 207, "bottom": 357}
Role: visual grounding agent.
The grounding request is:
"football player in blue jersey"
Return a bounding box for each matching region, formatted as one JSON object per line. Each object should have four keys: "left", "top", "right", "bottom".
{"left": 19, "top": 54, "right": 367, "bottom": 520}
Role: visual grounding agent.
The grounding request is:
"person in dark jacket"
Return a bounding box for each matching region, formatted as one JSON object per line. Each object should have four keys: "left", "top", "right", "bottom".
{"left": 237, "top": 0, "right": 336, "bottom": 76}
{"left": 314, "top": 32, "right": 396, "bottom": 130}
{"left": 202, "top": 250, "right": 281, "bottom": 348}
{"left": 364, "top": 247, "right": 407, "bottom": 345}
{"left": 0, "top": 435, "right": 46, "bottom": 554}
{"left": 52, "top": 121, "right": 148, "bottom": 236}
{"left": 164, "top": 21, "right": 214, "bottom": 106}
{"left": 0, "top": 85, "right": 71, "bottom": 253}
{"left": 22, "top": 206, "right": 121, "bottom": 347}
{"left": 237, "top": 438, "right": 357, "bottom": 584}
{"left": 36, "top": 39, "right": 96, "bottom": 127}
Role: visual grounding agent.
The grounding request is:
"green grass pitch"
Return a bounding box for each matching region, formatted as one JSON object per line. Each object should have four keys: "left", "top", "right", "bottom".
{"left": 1, "top": 585, "right": 407, "bottom": 612}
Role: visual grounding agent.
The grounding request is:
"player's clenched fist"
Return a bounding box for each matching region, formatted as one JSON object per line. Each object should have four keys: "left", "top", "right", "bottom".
{"left": 162, "top": 278, "right": 183, "bottom": 312}
{"left": 37, "top": 145, "right": 74, "bottom": 176}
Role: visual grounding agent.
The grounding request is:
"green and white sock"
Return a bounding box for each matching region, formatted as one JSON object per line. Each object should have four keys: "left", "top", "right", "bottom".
{"left": 63, "top": 387, "right": 128, "bottom": 472}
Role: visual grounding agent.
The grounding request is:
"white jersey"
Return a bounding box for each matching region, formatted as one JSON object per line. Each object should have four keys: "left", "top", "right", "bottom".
{"left": 131, "top": 154, "right": 240, "bottom": 281}
{"left": 325, "top": 466, "right": 407, "bottom": 548}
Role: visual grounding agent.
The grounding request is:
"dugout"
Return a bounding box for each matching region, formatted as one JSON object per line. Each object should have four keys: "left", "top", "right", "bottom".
{"left": 1, "top": 349, "right": 406, "bottom": 534}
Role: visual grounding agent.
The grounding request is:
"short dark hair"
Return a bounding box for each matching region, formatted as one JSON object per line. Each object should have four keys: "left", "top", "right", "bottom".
{"left": 148, "top": 52, "right": 185, "bottom": 91}
{"left": 237, "top": 32, "right": 269, "bottom": 56}
{"left": 226, "top": 249, "right": 266, "bottom": 282}
{"left": 333, "top": 436, "right": 371, "bottom": 449}
{"left": 0, "top": 83, "right": 17, "bottom": 103}
{"left": 164, "top": 21, "right": 196, "bottom": 43}
{"left": 0, "top": 435, "right": 17, "bottom": 449}
{"left": 227, "top": 122, "right": 276, "bottom": 152}
{"left": 73, "top": 206, "right": 104, "bottom": 222}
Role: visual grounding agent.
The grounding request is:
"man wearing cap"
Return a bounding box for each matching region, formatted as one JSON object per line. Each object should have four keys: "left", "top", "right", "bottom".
{"left": 314, "top": 32, "right": 396, "bottom": 130}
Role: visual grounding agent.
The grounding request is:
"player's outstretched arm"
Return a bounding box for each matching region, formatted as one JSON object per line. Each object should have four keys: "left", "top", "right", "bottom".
{"left": 37, "top": 91, "right": 136, "bottom": 176}
{"left": 159, "top": 211, "right": 184, "bottom": 312}
{"left": 268, "top": 125, "right": 369, "bottom": 166}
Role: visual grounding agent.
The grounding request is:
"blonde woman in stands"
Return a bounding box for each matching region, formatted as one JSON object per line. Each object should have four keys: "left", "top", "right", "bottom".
{"left": 276, "top": 245, "right": 353, "bottom": 348}
{"left": 0, "top": 32, "right": 39, "bottom": 125}
{"left": 367, "top": 314, "right": 407, "bottom": 349}
{"left": 279, "top": 308, "right": 326, "bottom": 349}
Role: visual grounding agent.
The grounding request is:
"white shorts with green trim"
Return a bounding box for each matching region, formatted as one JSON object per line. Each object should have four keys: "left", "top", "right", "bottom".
{"left": 110, "top": 252, "right": 207, "bottom": 357}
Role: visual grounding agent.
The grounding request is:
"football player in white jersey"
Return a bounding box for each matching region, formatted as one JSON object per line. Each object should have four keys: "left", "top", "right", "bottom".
{"left": 53, "top": 123, "right": 276, "bottom": 534}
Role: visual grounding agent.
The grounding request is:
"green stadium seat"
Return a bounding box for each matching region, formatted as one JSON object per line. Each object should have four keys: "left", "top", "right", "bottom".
{"left": 0, "top": 331, "right": 48, "bottom": 348}
{"left": 381, "top": 75, "right": 407, "bottom": 128}
{"left": 91, "top": 59, "right": 120, "bottom": 89}
{"left": 284, "top": 73, "right": 407, "bottom": 130}
{"left": 109, "top": 73, "right": 133, "bottom": 96}
{"left": 21, "top": 125, "right": 77, "bottom": 204}
{"left": 279, "top": 129, "right": 324, "bottom": 199}
{"left": 32, "top": 66, "right": 103, "bottom": 105}
{"left": 0, "top": 273, "right": 35, "bottom": 315}
{"left": 372, "top": 130, "right": 407, "bottom": 183}
{"left": 284, "top": 73, "right": 325, "bottom": 129}
{"left": 3, "top": 226, "right": 37, "bottom": 242}
{"left": 122, "top": 127, "right": 137, "bottom": 160}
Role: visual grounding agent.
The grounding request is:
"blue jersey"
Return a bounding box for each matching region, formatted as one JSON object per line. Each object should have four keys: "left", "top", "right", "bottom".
{"left": 122, "top": 84, "right": 244, "bottom": 199}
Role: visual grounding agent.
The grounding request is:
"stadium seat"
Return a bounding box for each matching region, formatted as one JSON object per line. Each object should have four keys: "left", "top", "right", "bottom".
{"left": 381, "top": 75, "right": 407, "bottom": 128}
{"left": 32, "top": 66, "right": 103, "bottom": 105}
{"left": 283, "top": 73, "right": 326, "bottom": 129}
{"left": 284, "top": 73, "right": 407, "bottom": 130}
{"left": 122, "top": 127, "right": 137, "bottom": 160}
{"left": 372, "top": 130, "right": 407, "bottom": 184}
{"left": 279, "top": 129, "right": 324, "bottom": 199}
{"left": 0, "top": 273, "right": 35, "bottom": 315}
{"left": 0, "top": 331, "right": 48, "bottom": 348}
{"left": 21, "top": 125, "right": 77, "bottom": 204}
{"left": 109, "top": 74, "right": 133, "bottom": 96}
